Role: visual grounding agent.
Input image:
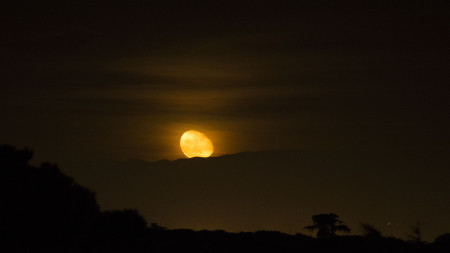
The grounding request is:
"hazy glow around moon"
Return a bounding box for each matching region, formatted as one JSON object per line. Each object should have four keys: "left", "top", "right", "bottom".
{"left": 180, "top": 130, "right": 214, "bottom": 158}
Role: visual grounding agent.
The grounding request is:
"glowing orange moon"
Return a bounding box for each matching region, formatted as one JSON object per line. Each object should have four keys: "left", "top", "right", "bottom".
{"left": 180, "top": 130, "right": 214, "bottom": 158}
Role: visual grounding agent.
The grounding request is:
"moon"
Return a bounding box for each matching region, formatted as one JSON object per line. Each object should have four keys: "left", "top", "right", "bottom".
{"left": 180, "top": 130, "right": 214, "bottom": 158}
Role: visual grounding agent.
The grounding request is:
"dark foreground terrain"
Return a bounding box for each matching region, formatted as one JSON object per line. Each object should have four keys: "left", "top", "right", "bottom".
{"left": 1, "top": 144, "right": 449, "bottom": 253}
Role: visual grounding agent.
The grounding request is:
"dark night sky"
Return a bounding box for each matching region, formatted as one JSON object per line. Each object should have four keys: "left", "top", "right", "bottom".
{"left": 1, "top": 1, "right": 449, "bottom": 241}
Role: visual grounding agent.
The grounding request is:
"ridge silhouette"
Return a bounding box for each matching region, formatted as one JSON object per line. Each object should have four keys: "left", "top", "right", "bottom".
{"left": 1, "top": 144, "right": 449, "bottom": 252}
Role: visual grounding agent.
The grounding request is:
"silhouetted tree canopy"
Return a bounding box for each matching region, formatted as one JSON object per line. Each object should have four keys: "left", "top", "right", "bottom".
{"left": 305, "top": 213, "right": 351, "bottom": 239}
{"left": 0, "top": 145, "right": 156, "bottom": 252}
{"left": 0, "top": 145, "right": 100, "bottom": 251}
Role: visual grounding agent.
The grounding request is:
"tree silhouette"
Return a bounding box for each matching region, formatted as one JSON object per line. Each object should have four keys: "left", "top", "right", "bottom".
{"left": 304, "top": 213, "right": 351, "bottom": 239}
{"left": 0, "top": 144, "right": 100, "bottom": 251}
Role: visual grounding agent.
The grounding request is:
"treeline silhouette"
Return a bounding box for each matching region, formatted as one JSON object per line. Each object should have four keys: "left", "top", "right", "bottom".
{"left": 1, "top": 144, "right": 449, "bottom": 253}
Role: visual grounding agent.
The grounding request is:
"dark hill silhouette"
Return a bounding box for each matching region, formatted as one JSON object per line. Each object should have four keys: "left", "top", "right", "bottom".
{"left": 64, "top": 149, "right": 450, "bottom": 241}
{"left": 2, "top": 144, "right": 450, "bottom": 253}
